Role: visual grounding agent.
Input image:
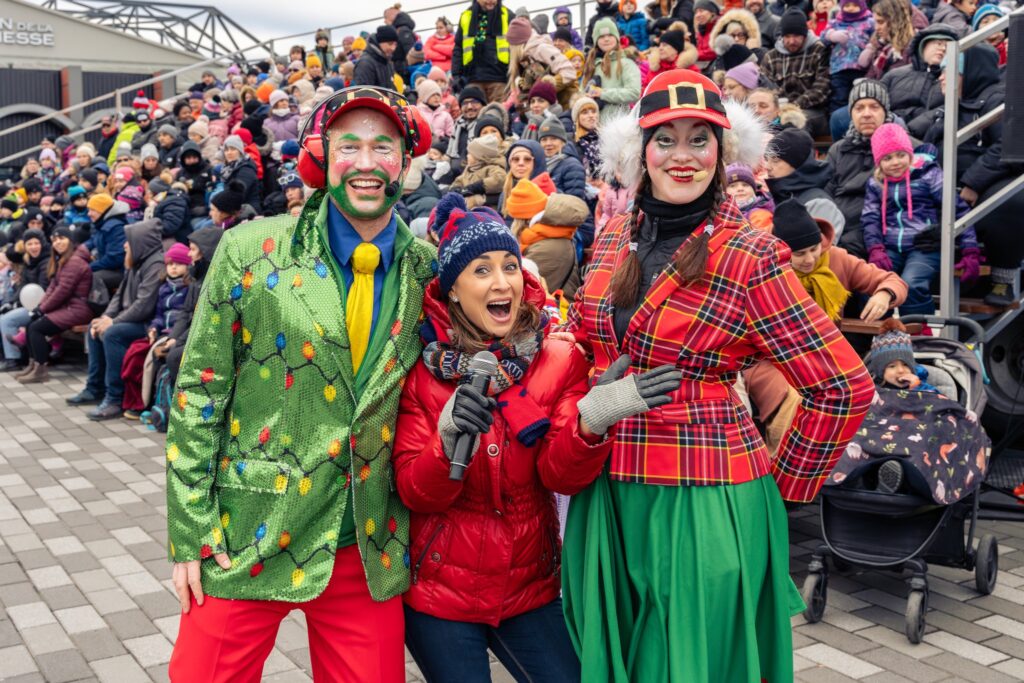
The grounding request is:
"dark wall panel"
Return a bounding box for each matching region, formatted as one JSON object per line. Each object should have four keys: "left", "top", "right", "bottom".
{"left": 0, "top": 69, "right": 62, "bottom": 173}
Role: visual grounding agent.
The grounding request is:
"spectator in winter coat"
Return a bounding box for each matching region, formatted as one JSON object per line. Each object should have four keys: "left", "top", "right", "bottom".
{"left": 537, "top": 119, "right": 593, "bottom": 251}
{"left": 452, "top": 0, "right": 513, "bottom": 104}
{"left": 506, "top": 184, "right": 584, "bottom": 299}
{"left": 156, "top": 125, "right": 183, "bottom": 169}
{"left": 353, "top": 28, "right": 399, "bottom": 89}
{"left": 572, "top": 97, "right": 601, "bottom": 182}
{"left": 450, "top": 134, "right": 508, "bottom": 209}
{"left": 84, "top": 194, "right": 128, "bottom": 291}
{"left": 220, "top": 136, "right": 262, "bottom": 213}
{"left": 973, "top": 4, "right": 1008, "bottom": 66}
{"left": 312, "top": 28, "right": 335, "bottom": 72}
{"left": 506, "top": 18, "right": 580, "bottom": 111}
{"left": 821, "top": 0, "right": 874, "bottom": 113}
{"left": 208, "top": 182, "right": 248, "bottom": 229}
{"left": 826, "top": 79, "right": 894, "bottom": 258}
{"left": 415, "top": 79, "right": 455, "bottom": 142}
{"left": 552, "top": 6, "right": 584, "bottom": 49}
{"left": 158, "top": 226, "right": 224, "bottom": 390}
{"left": 586, "top": 0, "right": 621, "bottom": 49}
{"left": 63, "top": 186, "right": 91, "bottom": 227}
{"left": 760, "top": 10, "right": 832, "bottom": 136}
{"left": 746, "top": 0, "right": 780, "bottom": 39}
{"left": 177, "top": 143, "right": 212, "bottom": 222}
{"left": 916, "top": 43, "right": 1022, "bottom": 307}
{"left": 694, "top": 0, "right": 722, "bottom": 63}
{"left": 445, "top": 86, "right": 486, "bottom": 179}
{"left": 16, "top": 228, "right": 95, "bottom": 382}
{"left": 617, "top": 1, "right": 650, "bottom": 50}
{"left": 931, "top": 0, "right": 975, "bottom": 38}
{"left": 0, "top": 229, "right": 51, "bottom": 369}
{"left": 498, "top": 139, "right": 552, "bottom": 219}
{"left": 424, "top": 18, "right": 455, "bottom": 73}
{"left": 69, "top": 219, "right": 164, "bottom": 420}
{"left": 881, "top": 24, "right": 957, "bottom": 125}
{"left": 400, "top": 157, "right": 443, "bottom": 221}
{"left": 110, "top": 167, "right": 145, "bottom": 224}
{"left": 516, "top": 80, "right": 575, "bottom": 141}
{"left": 385, "top": 7, "right": 418, "bottom": 84}
{"left": 708, "top": 8, "right": 766, "bottom": 62}
{"left": 766, "top": 127, "right": 847, "bottom": 237}
{"left": 861, "top": 0, "right": 917, "bottom": 82}
{"left": 108, "top": 114, "right": 141, "bottom": 166}
{"left": 147, "top": 178, "right": 192, "bottom": 244}
{"left": 263, "top": 91, "right": 300, "bottom": 142}
{"left": 645, "top": 28, "right": 700, "bottom": 89}
{"left": 583, "top": 19, "right": 642, "bottom": 125}
{"left": 186, "top": 119, "right": 221, "bottom": 162}
{"left": 725, "top": 163, "right": 775, "bottom": 231}
{"left": 139, "top": 145, "right": 164, "bottom": 182}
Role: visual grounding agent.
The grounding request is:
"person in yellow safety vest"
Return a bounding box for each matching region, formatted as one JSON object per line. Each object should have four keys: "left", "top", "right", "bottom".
{"left": 452, "top": 0, "right": 511, "bottom": 104}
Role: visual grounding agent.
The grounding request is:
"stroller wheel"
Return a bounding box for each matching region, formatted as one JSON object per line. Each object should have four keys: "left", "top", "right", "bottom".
{"left": 905, "top": 590, "right": 927, "bottom": 643}
{"left": 975, "top": 534, "right": 999, "bottom": 595}
{"left": 801, "top": 572, "right": 827, "bottom": 623}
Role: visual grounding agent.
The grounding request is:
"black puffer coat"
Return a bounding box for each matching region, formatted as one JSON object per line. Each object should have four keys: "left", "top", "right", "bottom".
{"left": 825, "top": 135, "right": 875, "bottom": 258}
{"left": 881, "top": 24, "right": 959, "bottom": 124}
{"left": 353, "top": 39, "right": 397, "bottom": 89}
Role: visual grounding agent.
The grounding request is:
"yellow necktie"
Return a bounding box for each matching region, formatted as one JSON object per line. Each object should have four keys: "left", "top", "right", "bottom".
{"left": 346, "top": 242, "right": 380, "bottom": 373}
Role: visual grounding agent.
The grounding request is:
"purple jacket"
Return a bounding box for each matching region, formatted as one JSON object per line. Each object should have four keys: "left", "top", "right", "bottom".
{"left": 862, "top": 147, "right": 976, "bottom": 253}
{"left": 148, "top": 277, "right": 190, "bottom": 335}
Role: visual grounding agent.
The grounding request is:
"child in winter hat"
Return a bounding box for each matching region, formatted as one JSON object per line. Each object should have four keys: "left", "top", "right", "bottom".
{"left": 822, "top": 0, "right": 875, "bottom": 113}
{"left": 867, "top": 319, "right": 939, "bottom": 392}
{"left": 725, "top": 163, "right": 774, "bottom": 231}
{"left": 451, "top": 134, "right": 508, "bottom": 209}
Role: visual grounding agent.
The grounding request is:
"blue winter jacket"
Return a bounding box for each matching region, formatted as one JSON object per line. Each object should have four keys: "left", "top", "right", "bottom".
{"left": 861, "top": 147, "right": 976, "bottom": 253}
{"left": 148, "top": 277, "right": 190, "bottom": 334}
{"left": 63, "top": 205, "right": 91, "bottom": 226}
{"left": 616, "top": 12, "right": 649, "bottom": 51}
{"left": 84, "top": 200, "right": 129, "bottom": 272}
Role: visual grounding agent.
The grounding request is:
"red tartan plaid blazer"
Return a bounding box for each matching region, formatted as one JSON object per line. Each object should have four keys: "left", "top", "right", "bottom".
{"left": 566, "top": 200, "right": 874, "bottom": 503}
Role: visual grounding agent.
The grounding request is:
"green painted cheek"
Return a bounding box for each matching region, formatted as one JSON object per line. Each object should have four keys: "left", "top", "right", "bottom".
{"left": 327, "top": 177, "right": 403, "bottom": 220}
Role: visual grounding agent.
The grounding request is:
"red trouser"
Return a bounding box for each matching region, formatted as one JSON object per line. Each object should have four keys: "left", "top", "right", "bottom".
{"left": 169, "top": 545, "right": 405, "bottom": 682}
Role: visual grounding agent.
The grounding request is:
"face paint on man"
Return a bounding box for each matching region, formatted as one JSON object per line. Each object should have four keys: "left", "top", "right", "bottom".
{"left": 325, "top": 109, "right": 406, "bottom": 221}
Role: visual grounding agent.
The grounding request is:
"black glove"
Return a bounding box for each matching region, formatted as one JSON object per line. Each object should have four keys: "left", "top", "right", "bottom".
{"left": 461, "top": 181, "right": 486, "bottom": 196}
{"left": 0, "top": 302, "right": 13, "bottom": 315}
{"left": 28, "top": 308, "right": 42, "bottom": 322}
{"left": 450, "top": 383, "right": 496, "bottom": 436}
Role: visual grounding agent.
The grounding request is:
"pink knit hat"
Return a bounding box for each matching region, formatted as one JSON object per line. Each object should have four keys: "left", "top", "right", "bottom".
{"left": 871, "top": 122, "right": 913, "bottom": 165}
{"left": 164, "top": 242, "right": 192, "bottom": 266}
{"left": 506, "top": 17, "right": 534, "bottom": 45}
{"left": 428, "top": 66, "right": 447, "bottom": 82}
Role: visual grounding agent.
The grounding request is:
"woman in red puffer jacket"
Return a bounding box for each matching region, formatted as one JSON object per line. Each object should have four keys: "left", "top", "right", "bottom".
{"left": 393, "top": 193, "right": 678, "bottom": 683}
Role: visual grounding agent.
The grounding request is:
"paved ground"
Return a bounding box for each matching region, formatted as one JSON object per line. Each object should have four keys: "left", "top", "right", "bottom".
{"left": 1, "top": 364, "right": 1023, "bottom": 682}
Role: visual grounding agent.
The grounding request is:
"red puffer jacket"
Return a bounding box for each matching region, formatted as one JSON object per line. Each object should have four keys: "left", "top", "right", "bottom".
{"left": 392, "top": 274, "right": 611, "bottom": 626}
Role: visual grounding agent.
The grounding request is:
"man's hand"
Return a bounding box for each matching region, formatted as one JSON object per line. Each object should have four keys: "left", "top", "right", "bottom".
{"left": 860, "top": 291, "right": 893, "bottom": 322}
{"left": 91, "top": 315, "right": 113, "bottom": 338}
{"left": 172, "top": 553, "right": 231, "bottom": 613}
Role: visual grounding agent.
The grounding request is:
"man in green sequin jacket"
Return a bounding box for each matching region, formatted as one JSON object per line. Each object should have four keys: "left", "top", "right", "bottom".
{"left": 166, "top": 88, "right": 436, "bottom": 682}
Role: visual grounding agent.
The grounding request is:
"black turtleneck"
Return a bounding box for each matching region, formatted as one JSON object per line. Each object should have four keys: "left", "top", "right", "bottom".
{"left": 612, "top": 186, "right": 715, "bottom": 343}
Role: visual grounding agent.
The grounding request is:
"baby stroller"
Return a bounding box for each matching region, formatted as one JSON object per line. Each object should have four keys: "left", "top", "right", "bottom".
{"left": 801, "top": 316, "right": 995, "bottom": 644}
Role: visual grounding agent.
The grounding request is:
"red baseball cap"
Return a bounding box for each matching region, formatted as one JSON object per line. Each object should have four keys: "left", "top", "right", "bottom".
{"left": 320, "top": 87, "right": 431, "bottom": 158}
{"left": 637, "top": 70, "right": 731, "bottom": 131}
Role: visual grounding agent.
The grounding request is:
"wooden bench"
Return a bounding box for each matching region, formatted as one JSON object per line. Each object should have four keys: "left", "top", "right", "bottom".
{"left": 839, "top": 318, "right": 923, "bottom": 336}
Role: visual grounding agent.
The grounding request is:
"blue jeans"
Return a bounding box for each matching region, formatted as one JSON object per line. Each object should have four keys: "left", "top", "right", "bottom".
{"left": 86, "top": 321, "right": 147, "bottom": 404}
{"left": 0, "top": 307, "right": 31, "bottom": 359}
{"left": 404, "top": 599, "right": 580, "bottom": 683}
{"left": 831, "top": 107, "right": 852, "bottom": 142}
{"left": 888, "top": 248, "right": 941, "bottom": 315}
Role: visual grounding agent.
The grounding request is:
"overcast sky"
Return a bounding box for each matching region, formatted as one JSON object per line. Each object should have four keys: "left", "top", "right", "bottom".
{"left": 35, "top": 1, "right": 592, "bottom": 49}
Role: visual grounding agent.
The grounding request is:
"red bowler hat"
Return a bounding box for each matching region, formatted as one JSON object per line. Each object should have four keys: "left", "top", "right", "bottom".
{"left": 637, "top": 70, "right": 731, "bottom": 131}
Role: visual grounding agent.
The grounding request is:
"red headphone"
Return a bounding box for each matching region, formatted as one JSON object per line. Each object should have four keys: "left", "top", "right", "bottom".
{"left": 296, "top": 86, "right": 431, "bottom": 189}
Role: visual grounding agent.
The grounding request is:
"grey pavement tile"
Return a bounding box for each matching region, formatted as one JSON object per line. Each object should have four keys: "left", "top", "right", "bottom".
{"left": 796, "top": 621, "right": 879, "bottom": 655}
{"left": 27, "top": 564, "right": 73, "bottom": 590}
{"left": 133, "top": 590, "right": 179, "bottom": 620}
{"left": 123, "top": 633, "right": 173, "bottom": 668}
{"left": 796, "top": 643, "right": 884, "bottom": 680}
{"left": 55, "top": 605, "right": 108, "bottom": 634}
{"left": 70, "top": 628, "right": 128, "bottom": 661}
{"left": 44, "top": 536, "right": 88, "bottom": 556}
{"left": 90, "top": 654, "right": 152, "bottom": 683}
{"left": 72, "top": 569, "right": 118, "bottom": 593}
{"left": 87, "top": 587, "right": 138, "bottom": 616}
{"left": 858, "top": 646, "right": 948, "bottom": 683}
{"left": 0, "top": 644, "right": 39, "bottom": 677}
{"left": 0, "top": 561, "right": 28, "bottom": 586}
{"left": 922, "top": 652, "right": 1018, "bottom": 682}
{"left": 58, "top": 551, "right": 104, "bottom": 573}
{"left": 985, "top": 634, "right": 1024, "bottom": 660}
{"left": 115, "top": 571, "right": 165, "bottom": 598}
{"left": 145, "top": 664, "right": 168, "bottom": 682}
{"left": 16, "top": 548, "right": 61, "bottom": 570}
{"left": 21, "top": 622, "right": 75, "bottom": 655}
{"left": 35, "top": 649, "right": 94, "bottom": 683}
{"left": 921, "top": 631, "right": 1007, "bottom": 666}
{"left": 40, "top": 585, "right": 90, "bottom": 611}
{"left": 0, "top": 618, "right": 21, "bottom": 647}
{"left": 103, "top": 609, "right": 159, "bottom": 640}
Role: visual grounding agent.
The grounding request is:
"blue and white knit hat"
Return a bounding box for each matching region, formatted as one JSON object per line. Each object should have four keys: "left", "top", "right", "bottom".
{"left": 434, "top": 192, "right": 521, "bottom": 296}
{"left": 867, "top": 318, "right": 916, "bottom": 380}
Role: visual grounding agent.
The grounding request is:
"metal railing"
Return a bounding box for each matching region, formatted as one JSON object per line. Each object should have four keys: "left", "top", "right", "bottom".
{"left": 939, "top": 5, "right": 1024, "bottom": 341}
{"left": 0, "top": 0, "right": 599, "bottom": 166}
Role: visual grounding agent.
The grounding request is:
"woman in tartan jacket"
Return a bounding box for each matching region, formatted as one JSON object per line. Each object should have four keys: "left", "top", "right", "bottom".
{"left": 560, "top": 70, "right": 875, "bottom": 682}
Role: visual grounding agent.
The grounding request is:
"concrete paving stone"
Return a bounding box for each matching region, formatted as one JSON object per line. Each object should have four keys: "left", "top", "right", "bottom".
{"left": 858, "top": 646, "right": 948, "bottom": 683}
{"left": 47, "top": 497, "right": 85, "bottom": 513}
{"left": 72, "top": 524, "right": 111, "bottom": 543}
{"left": 100, "top": 554, "right": 147, "bottom": 577}
{"left": 21, "top": 622, "right": 75, "bottom": 655}
{"left": 133, "top": 590, "right": 179, "bottom": 620}
{"left": 44, "top": 536, "right": 88, "bottom": 556}
{"left": 110, "top": 527, "right": 152, "bottom": 546}
{"left": 60, "top": 476, "right": 94, "bottom": 491}
{"left": 115, "top": 571, "right": 165, "bottom": 598}
{"left": 0, "top": 617, "right": 21, "bottom": 648}
{"left": 265, "top": 648, "right": 300, "bottom": 675}
{"left": 106, "top": 490, "right": 142, "bottom": 506}
{"left": 0, "top": 644, "right": 39, "bottom": 677}
{"left": 90, "top": 654, "right": 153, "bottom": 683}
{"left": 87, "top": 587, "right": 138, "bottom": 615}
{"left": 55, "top": 605, "right": 108, "bottom": 634}
{"left": 796, "top": 643, "right": 884, "bottom": 680}
{"left": 976, "top": 613, "right": 1024, "bottom": 641}
{"left": 796, "top": 621, "right": 878, "bottom": 655}
{"left": 985, "top": 634, "right": 1024, "bottom": 660}
{"left": 6, "top": 532, "right": 44, "bottom": 552}
{"left": 283, "top": 646, "right": 312, "bottom": 671}
{"left": 70, "top": 628, "right": 128, "bottom": 661}
{"left": 40, "top": 585, "right": 90, "bottom": 611}
{"left": 922, "top": 652, "right": 1018, "bottom": 682}
{"left": 84, "top": 539, "right": 124, "bottom": 559}
{"left": 6, "top": 601, "right": 56, "bottom": 630}
{"left": 855, "top": 626, "right": 944, "bottom": 660}
{"left": 921, "top": 631, "right": 1007, "bottom": 666}
{"left": 126, "top": 542, "right": 166, "bottom": 563}
{"left": 263, "top": 672, "right": 313, "bottom": 682}
{"left": 104, "top": 609, "right": 159, "bottom": 640}
{"left": 27, "top": 565, "right": 73, "bottom": 590}
{"left": 83, "top": 500, "right": 120, "bottom": 517}
{"left": 145, "top": 664, "right": 169, "bottom": 682}
{"left": 35, "top": 649, "right": 95, "bottom": 683}
{"left": 58, "top": 551, "right": 103, "bottom": 573}
{"left": 123, "top": 633, "right": 172, "bottom": 668}
{"left": 72, "top": 569, "right": 118, "bottom": 593}
{"left": 38, "top": 457, "right": 70, "bottom": 470}
{"left": 152, "top": 615, "right": 178, "bottom": 642}
{"left": 993, "top": 657, "right": 1024, "bottom": 679}
{"left": 0, "top": 561, "right": 28, "bottom": 586}
{"left": 31, "top": 521, "right": 73, "bottom": 541}
{"left": 0, "top": 517, "right": 34, "bottom": 535}
{"left": 34, "top": 485, "right": 71, "bottom": 500}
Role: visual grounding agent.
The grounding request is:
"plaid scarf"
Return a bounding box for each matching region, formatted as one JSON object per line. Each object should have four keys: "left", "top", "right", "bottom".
{"left": 422, "top": 315, "right": 552, "bottom": 447}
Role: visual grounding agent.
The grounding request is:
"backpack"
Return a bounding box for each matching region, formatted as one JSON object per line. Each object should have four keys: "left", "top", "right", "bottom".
{"left": 87, "top": 272, "right": 110, "bottom": 315}
{"left": 140, "top": 366, "right": 173, "bottom": 433}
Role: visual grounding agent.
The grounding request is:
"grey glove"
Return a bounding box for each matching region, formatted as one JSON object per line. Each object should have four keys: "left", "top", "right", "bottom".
{"left": 577, "top": 355, "right": 682, "bottom": 435}
{"left": 437, "top": 384, "right": 497, "bottom": 461}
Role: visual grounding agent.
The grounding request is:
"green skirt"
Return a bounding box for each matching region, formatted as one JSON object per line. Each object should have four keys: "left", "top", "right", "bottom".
{"left": 562, "top": 474, "right": 804, "bottom": 683}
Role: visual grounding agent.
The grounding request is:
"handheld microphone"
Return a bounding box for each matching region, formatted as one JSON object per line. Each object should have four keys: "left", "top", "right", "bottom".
{"left": 449, "top": 350, "right": 498, "bottom": 481}
{"left": 384, "top": 181, "right": 401, "bottom": 198}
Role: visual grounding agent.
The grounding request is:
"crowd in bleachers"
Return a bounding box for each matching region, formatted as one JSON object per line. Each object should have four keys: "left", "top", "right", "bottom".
{"left": 0, "top": 0, "right": 1021, "bottom": 427}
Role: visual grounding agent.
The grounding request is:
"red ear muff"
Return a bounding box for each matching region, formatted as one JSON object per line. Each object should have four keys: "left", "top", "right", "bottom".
{"left": 404, "top": 105, "right": 432, "bottom": 158}
{"left": 297, "top": 133, "right": 326, "bottom": 189}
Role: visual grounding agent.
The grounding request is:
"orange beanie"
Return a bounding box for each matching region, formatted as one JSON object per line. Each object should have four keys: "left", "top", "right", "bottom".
{"left": 256, "top": 81, "right": 276, "bottom": 104}
{"left": 87, "top": 193, "right": 114, "bottom": 214}
{"left": 506, "top": 179, "right": 549, "bottom": 220}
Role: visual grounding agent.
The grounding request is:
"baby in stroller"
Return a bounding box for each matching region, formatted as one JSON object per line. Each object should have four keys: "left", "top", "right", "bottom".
{"left": 829, "top": 319, "right": 989, "bottom": 504}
